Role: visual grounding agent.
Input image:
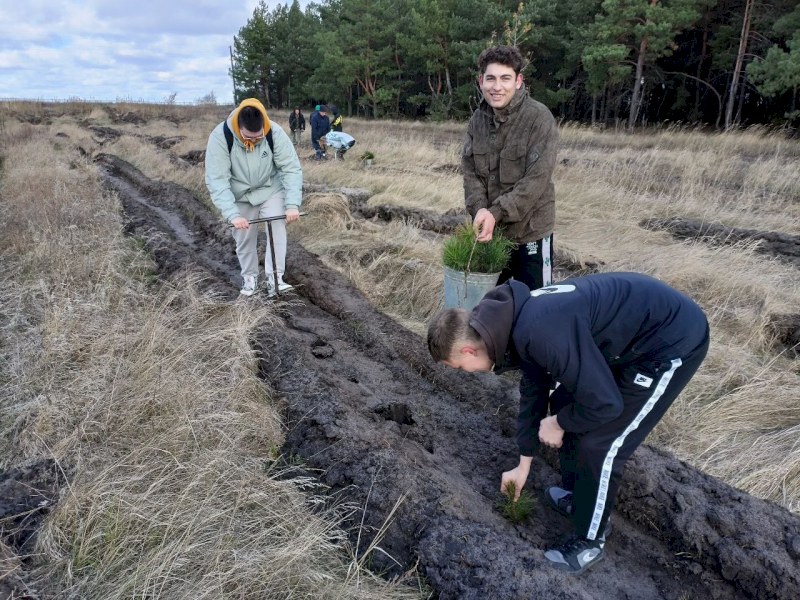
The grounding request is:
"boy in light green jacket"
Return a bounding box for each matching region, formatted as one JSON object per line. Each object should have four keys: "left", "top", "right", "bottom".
{"left": 205, "top": 98, "right": 303, "bottom": 296}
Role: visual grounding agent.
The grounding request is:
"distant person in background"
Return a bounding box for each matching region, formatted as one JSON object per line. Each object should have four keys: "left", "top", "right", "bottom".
{"left": 463, "top": 45, "right": 558, "bottom": 293}
{"left": 289, "top": 107, "right": 305, "bottom": 145}
{"left": 324, "top": 130, "right": 355, "bottom": 160}
{"left": 204, "top": 98, "right": 303, "bottom": 297}
{"left": 329, "top": 105, "right": 343, "bottom": 132}
{"left": 310, "top": 104, "right": 320, "bottom": 124}
{"left": 310, "top": 104, "right": 331, "bottom": 160}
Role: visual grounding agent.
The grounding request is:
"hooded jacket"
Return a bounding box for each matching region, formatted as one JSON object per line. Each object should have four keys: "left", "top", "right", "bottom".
{"left": 310, "top": 110, "right": 331, "bottom": 140}
{"left": 462, "top": 85, "right": 558, "bottom": 243}
{"left": 330, "top": 105, "right": 343, "bottom": 132}
{"left": 289, "top": 110, "right": 305, "bottom": 132}
{"left": 204, "top": 98, "right": 302, "bottom": 223}
{"left": 470, "top": 273, "right": 709, "bottom": 455}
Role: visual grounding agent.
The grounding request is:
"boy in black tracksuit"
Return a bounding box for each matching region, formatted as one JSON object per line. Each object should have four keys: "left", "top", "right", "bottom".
{"left": 427, "top": 272, "right": 710, "bottom": 574}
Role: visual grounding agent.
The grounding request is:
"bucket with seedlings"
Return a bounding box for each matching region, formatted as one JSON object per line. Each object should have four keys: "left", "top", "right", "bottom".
{"left": 442, "top": 222, "right": 513, "bottom": 310}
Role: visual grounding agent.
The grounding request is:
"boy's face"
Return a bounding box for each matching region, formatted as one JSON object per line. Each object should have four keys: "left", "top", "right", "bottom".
{"left": 479, "top": 63, "right": 523, "bottom": 110}
{"left": 442, "top": 342, "right": 493, "bottom": 373}
{"left": 240, "top": 126, "right": 264, "bottom": 142}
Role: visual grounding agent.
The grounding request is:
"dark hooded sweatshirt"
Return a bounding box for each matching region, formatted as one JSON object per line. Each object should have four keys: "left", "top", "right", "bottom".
{"left": 469, "top": 273, "right": 709, "bottom": 456}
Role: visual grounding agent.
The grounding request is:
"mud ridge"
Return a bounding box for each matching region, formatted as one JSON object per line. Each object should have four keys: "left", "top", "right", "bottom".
{"left": 96, "top": 154, "right": 800, "bottom": 599}
{"left": 642, "top": 216, "right": 800, "bottom": 267}
{"left": 303, "top": 183, "right": 605, "bottom": 275}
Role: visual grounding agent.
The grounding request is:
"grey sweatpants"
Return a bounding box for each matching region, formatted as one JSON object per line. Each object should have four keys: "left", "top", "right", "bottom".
{"left": 231, "top": 194, "right": 287, "bottom": 280}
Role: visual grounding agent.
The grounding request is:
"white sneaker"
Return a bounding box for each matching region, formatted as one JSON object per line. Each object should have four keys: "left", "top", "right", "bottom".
{"left": 240, "top": 275, "right": 257, "bottom": 296}
{"left": 266, "top": 278, "right": 293, "bottom": 298}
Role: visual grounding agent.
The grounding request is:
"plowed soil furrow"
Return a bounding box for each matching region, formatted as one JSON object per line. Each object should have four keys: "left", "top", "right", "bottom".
{"left": 96, "top": 153, "right": 800, "bottom": 600}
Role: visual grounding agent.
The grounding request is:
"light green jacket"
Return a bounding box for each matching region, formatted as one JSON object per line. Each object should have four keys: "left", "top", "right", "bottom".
{"left": 204, "top": 108, "right": 303, "bottom": 223}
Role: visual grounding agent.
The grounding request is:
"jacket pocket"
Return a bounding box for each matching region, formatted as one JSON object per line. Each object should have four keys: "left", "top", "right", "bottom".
{"left": 469, "top": 138, "right": 491, "bottom": 177}
{"left": 499, "top": 144, "right": 530, "bottom": 185}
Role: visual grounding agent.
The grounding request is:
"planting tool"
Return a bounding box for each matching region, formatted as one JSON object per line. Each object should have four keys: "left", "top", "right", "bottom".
{"left": 228, "top": 212, "right": 308, "bottom": 227}
{"left": 229, "top": 212, "right": 307, "bottom": 297}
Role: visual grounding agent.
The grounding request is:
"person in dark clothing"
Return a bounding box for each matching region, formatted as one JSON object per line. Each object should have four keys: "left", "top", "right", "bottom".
{"left": 310, "top": 105, "right": 331, "bottom": 160}
{"left": 289, "top": 107, "right": 305, "bottom": 145}
{"left": 427, "top": 272, "right": 710, "bottom": 575}
{"left": 329, "top": 105, "right": 343, "bottom": 132}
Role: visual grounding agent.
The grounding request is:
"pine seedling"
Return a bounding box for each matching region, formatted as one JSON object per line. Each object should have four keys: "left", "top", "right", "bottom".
{"left": 499, "top": 482, "right": 535, "bottom": 523}
{"left": 442, "top": 222, "right": 514, "bottom": 274}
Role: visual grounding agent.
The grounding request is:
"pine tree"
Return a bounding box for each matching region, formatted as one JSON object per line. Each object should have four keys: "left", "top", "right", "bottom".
{"left": 583, "top": 0, "right": 712, "bottom": 129}
{"left": 746, "top": 4, "right": 800, "bottom": 119}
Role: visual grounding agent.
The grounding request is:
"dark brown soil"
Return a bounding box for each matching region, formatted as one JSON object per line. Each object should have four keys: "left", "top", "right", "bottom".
{"left": 642, "top": 217, "right": 800, "bottom": 355}
{"left": 641, "top": 216, "right": 800, "bottom": 268}
{"left": 33, "top": 153, "right": 799, "bottom": 599}
{"left": 0, "top": 460, "right": 63, "bottom": 599}
{"left": 767, "top": 313, "right": 800, "bottom": 356}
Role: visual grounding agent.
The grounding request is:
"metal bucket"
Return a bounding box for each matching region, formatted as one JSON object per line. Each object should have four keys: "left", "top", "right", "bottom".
{"left": 443, "top": 266, "right": 500, "bottom": 311}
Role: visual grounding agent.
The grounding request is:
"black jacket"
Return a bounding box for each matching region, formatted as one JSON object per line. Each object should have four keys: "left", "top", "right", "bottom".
{"left": 469, "top": 273, "right": 709, "bottom": 454}
{"left": 330, "top": 106, "right": 343, "bottom": 131}
{"left": 289, "top": 111, "right": 305, "bottom": 132}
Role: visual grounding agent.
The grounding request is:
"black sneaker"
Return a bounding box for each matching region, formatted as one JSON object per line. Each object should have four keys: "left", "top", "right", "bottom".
{"left": 545, "top": 486, "right": 574, "bottom": 517}
{"left": 544, "top": 534, "right": 605, "bottom": 574}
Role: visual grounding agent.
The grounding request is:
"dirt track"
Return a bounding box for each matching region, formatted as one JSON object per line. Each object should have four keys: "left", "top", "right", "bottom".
{"left": 78, "top": 153, "right": 800, "bottom": 599}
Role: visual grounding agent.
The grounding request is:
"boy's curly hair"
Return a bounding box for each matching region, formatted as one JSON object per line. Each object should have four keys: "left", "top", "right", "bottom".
{"left": 477, "top": 45, "right": 524, "bottom": 75}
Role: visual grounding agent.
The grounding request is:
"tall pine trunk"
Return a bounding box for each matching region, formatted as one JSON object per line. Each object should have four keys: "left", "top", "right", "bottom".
{"left": 628, "top": 36, "right": 649, "bottom": 130}
{"left": 693, "top": 25, "right": 709, "bottom": 121}
{"left": 725, "top": 0, "right": 754, "bottom": 129}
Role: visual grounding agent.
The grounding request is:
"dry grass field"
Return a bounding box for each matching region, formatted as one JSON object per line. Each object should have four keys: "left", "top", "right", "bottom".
{"left": 1, "top": 100, "right": 798, "bottom": 597}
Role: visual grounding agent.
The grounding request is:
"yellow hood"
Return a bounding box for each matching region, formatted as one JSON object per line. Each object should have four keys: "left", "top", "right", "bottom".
{"left": 230, "top": 98, "right": 272, "bottom": 152}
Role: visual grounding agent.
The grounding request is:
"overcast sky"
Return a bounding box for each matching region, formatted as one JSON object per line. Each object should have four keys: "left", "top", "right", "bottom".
{"left": 0, "top": 0, "right": 299, "bottom": 105}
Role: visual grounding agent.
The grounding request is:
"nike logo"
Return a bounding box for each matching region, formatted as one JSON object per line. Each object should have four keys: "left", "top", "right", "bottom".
{"left": 634, "top": 373, "right": 653, "bottom": 388}
{"left": 579, "top": 549, "right": 601, "bottom": 563}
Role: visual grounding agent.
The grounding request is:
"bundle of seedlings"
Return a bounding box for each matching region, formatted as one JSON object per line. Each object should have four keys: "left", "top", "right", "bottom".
{"left": 442, "top": 222, "right": 514, "bottom": 274}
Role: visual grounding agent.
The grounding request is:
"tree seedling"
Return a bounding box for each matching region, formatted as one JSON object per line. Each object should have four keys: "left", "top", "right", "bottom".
{"left": 499, "top": 482, "right": 535, "bottom": 523}
{"left": 442, "top": 222, "right": 514, "bottom": 274}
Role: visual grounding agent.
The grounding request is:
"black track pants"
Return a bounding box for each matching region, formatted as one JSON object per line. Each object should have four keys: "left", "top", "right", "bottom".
{"left": 497, "top": 235, "right": 553, "bottom": 291}
{"left": 550, "top": 331, "right": 710, "bottom": 540}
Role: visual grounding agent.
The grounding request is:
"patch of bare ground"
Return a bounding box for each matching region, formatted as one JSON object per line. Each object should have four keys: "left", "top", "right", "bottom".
{"left": 92, "top": 154, "right": 800, "bottom": 599}
{"left": 642, "top": 217, "right": 800, "bottom": 267}
{"left": 0, "top": 460, "right": 63, "bottom": 599}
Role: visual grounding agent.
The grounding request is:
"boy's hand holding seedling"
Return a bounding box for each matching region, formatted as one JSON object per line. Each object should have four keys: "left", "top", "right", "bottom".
{"left": 500, "top": 455, "right": 533, "bottom": 500}
{"left": 473, "top": 208, "right": 496, "bottom": 242}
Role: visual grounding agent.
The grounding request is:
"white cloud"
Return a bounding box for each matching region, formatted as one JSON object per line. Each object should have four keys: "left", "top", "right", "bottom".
{"left": 0, "top": 0, "right": 304, "bottom": 104}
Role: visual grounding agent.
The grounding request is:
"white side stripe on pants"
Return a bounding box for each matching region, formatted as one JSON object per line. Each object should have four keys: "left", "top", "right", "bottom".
{"left": 586, "top": 358, "right": 683, "bottom": 540}
{"left": 542, "top": 236, "right": 552, "bottom": 287}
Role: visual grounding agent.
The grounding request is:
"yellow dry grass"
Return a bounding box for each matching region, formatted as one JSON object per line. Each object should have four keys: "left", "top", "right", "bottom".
{"left": 0, "top": 113, "right": 427, "bottom": 598}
